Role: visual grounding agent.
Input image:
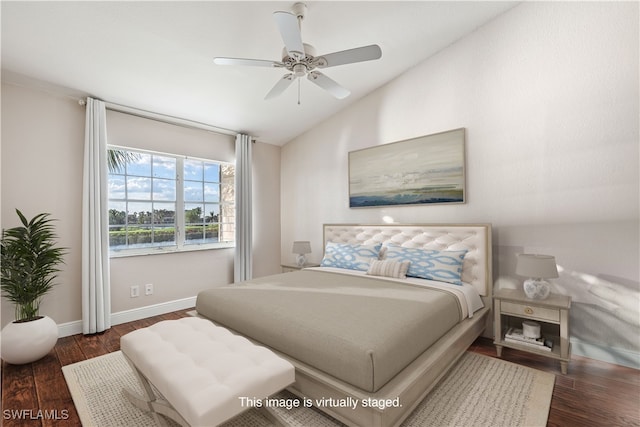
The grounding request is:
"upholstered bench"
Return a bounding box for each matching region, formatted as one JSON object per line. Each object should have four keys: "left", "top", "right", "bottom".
{"left": 120, "top": 317, "right": 295, "bottom": 426}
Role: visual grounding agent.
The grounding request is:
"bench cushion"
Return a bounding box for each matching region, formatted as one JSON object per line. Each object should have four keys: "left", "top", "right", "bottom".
{"left": 120, "top": 317, "right": 295, "bottom": 426}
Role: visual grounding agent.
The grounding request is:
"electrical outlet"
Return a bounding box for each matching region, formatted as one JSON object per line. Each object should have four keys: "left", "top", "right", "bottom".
{"left": 145, "top": 283, "right": 153, "bottom": 296}
{"left": 130, "top": 285, "right": 140, "bottom": 298}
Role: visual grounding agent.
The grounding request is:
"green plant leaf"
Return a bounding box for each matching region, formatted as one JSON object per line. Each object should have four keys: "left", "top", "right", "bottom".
{"left": 1, "top": 209, "right": 67, "bottom": 321}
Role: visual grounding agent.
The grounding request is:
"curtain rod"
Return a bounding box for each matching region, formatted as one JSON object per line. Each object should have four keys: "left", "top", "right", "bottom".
{"left": 80, "top": 98, "right": 238, "bottom": 137}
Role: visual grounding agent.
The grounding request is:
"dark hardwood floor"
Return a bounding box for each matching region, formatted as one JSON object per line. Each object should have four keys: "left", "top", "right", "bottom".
{"left": 2, "top": 309, "right": 639, "bottom": 427}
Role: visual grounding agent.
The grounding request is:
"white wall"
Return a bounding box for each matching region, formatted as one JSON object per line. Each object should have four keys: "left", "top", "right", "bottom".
{"left": 281, "top": 2, "right": 639, "bottom": 367}
{"left": 1, "top": 82, "right": 282, "bottom": 330}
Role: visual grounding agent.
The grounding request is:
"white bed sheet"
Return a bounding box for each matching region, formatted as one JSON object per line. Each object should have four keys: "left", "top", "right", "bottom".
{"left": 305, "top": 266, "right": 484, "bottom": 319}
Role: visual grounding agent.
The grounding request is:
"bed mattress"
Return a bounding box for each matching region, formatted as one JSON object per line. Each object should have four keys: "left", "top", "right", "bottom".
{"left": 196, "top": 269, "right": 464, "bottom": 392}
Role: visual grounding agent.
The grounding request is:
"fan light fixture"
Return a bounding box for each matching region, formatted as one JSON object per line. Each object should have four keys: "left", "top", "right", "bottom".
{"left": 293, "top": 63, "right": 307, "bottom": 77}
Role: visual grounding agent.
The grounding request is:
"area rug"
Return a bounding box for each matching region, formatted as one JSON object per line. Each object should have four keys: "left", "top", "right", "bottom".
{"left": 62, "top": 351, "right": 554, "bottom": 427}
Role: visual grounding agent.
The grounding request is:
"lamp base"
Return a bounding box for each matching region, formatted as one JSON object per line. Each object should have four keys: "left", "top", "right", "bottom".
{"left": 523, "top": 278, "right": 551, "bottom": 300}
{"left": 295, "top": 254, "right": 307, "bottom": 267}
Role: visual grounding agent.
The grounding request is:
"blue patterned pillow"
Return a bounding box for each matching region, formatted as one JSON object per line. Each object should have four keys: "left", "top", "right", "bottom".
{"left": 320, "top": 242, "right": 382, "bottom": 271}
{"left": 383, "top": 245, "right": 467, "bottom": 285}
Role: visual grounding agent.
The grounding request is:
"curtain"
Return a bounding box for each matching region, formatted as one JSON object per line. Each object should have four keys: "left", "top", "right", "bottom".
{"left": 234, "top": 133, "right": 253, "bottom": 282}
{"left": 81, "top": 97, "right": 111, "bottom": 334}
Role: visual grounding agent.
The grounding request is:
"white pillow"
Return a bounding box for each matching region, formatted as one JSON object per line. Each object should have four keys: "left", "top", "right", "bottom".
{"left": 366, "top": 259, "right": 410, "bottom": 279}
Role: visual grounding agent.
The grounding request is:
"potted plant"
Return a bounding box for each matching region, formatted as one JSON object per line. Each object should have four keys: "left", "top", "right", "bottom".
{"left": 0, "top": 209, "right": 66, "bottom": 364}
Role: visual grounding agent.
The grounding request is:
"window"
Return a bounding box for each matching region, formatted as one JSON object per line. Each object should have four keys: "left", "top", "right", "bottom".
{"left": 108, "top": 147, "right": 235, "bottom": 255}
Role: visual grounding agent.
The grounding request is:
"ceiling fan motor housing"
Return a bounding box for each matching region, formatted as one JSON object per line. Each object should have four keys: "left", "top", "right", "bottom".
{"left": 282, "top": 43, "right": 319, "bottom": 76}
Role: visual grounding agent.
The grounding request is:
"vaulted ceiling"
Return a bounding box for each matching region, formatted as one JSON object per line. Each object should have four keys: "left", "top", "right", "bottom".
{"left": 1, "top": 1, "right": 517, "bottom": 145}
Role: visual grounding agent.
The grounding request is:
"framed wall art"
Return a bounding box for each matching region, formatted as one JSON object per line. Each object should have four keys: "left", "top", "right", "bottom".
{"left": 349, "top": 128, "right": 465, "bottom": 208}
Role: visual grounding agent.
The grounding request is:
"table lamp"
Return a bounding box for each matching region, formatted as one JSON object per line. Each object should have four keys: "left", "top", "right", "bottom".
{"left": 515, "top": 254, "right": 559, "bottom": 300}
{"left": 292, "top": 241, "right": 311, "bottom": 267}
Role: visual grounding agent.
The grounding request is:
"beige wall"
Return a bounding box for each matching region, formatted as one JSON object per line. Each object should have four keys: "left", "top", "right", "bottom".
{"left": 280, "top": 2, "right": 639, "bottom": 367}
{"left": 251, "top": 140, "right": 282, "bottom": 278}
{"left": 1, "top": 83, "right": 281, "bottom": 328}
{"left": 1, "top": 83, "right": 84, "bottom": 328}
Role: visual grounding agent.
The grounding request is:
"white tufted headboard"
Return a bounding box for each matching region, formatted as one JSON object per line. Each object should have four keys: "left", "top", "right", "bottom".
{"left": 323, "top": 223, "right": 492, "bottom": 297}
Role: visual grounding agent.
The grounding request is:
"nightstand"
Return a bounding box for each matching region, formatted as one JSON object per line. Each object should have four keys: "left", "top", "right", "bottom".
{"left": 494, "top": 288, "right": 571, "bottom": 374}
{"left": 281, "top": 263, "right": 319, "bottom": 273}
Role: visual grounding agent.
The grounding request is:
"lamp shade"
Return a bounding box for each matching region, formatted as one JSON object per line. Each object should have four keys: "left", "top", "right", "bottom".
{"left": 516, "top": 254, "right": 559, "bottom": 279}
{"left": 292, "top": 241, "right": 311, "bottom": 255}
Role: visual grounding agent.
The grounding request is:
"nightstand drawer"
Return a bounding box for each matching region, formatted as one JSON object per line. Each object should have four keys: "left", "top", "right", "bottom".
{"left": 501, "top": 301, "right": 560, "bottom": 322}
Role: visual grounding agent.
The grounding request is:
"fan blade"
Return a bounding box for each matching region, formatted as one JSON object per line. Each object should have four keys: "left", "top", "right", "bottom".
{"left": 315, "top": 44, "right": 382, "bottom": 69}
{"left": 307, "top": 72, "right": 350, "bottom": 99}
{"left": 273, "top": 11, "right": 304, "bottom": 59}
{"left": 265, "top": 74, "right": 296, "bottom": 100}
{"left": 213, "top": 57, "right": 283, "bottom": 68}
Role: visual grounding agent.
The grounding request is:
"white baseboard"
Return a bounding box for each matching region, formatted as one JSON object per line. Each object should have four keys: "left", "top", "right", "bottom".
{"left": 571, "top": 337, "right": 640, "bottom": 370}
{"left": 56, "top": 296, "right": 197, "bottom": 338}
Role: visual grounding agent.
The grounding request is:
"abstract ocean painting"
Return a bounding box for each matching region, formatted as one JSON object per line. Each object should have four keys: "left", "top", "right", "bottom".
{"left": 349, "top": 128, "right": 465, "bottom": 208}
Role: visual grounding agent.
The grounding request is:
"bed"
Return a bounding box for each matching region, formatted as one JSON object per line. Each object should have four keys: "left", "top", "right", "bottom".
{"left": 196, "top": 223, "right": 492, "bottom": 427}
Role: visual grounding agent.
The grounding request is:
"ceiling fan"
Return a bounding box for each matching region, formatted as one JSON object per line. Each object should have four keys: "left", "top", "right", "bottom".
{"left": 213, "top": 2, "right": 382, "bottom": 102}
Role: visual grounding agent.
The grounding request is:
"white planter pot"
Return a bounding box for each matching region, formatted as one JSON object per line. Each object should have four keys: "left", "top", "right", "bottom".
{"left": 0, "top": 316, "right": 58, "bottom": 364}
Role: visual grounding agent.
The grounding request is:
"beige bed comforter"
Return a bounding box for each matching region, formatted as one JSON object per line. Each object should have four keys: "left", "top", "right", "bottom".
{"left": 195, "top": 269, "right": 462, "bottom": 392}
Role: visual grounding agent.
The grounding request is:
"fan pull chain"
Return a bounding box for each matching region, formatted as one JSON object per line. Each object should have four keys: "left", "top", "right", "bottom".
{"left": 297, "top": 78, "right": 301, "bottom": 105}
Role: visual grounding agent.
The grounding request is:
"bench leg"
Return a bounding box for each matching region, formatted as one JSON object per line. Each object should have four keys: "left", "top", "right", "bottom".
{"left": 123, "top": 356, "right": 190, "bottom": 427}
{"left": 123, "top": 388, "right": 168, "bottom": 427}
{"left": 260, "top": 406, "right": 288, "bottom": 427}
